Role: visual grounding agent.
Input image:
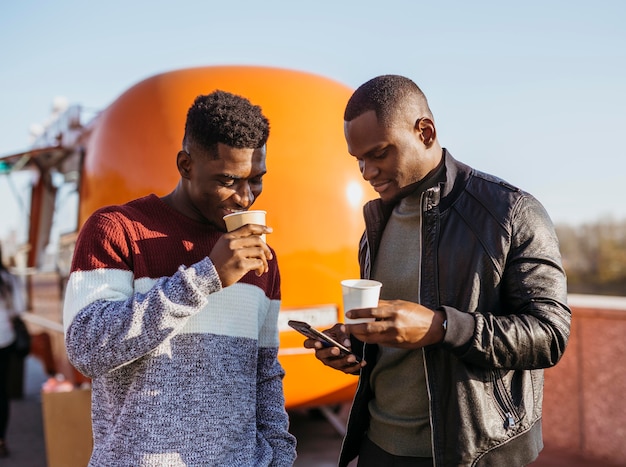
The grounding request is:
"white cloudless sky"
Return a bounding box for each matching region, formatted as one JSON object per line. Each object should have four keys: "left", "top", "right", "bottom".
{"left": 1, "top": 0, "right": 625, "bottom": 240}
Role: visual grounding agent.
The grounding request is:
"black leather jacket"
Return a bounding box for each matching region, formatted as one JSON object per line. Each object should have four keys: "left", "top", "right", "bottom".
{"left": 339, "top": 150, "right": 571, "bottom": 467}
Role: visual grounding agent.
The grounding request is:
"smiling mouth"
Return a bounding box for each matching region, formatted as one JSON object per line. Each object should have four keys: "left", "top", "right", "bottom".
{"left": 371, "top": 181, "right": 391, "bottom": 193}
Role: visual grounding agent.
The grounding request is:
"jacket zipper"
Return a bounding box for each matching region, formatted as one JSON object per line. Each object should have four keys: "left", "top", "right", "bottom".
{"left": 363, "top": 189, "right": 441, "bottom": 463}
{"left": 418, "top": 189, "right": 439, "bottom": 465}
{"left": 491, "top": 371, "right": 520, "bottom": 429}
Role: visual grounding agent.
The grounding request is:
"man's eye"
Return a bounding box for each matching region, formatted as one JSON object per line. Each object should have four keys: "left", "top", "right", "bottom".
{"left": 220, "top": 179, "right": 235, "bottom": 187}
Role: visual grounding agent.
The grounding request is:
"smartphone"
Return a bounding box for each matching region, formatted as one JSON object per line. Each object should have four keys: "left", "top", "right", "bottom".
{"left": 288, "top": 320, "right": 361, "bottom": 362}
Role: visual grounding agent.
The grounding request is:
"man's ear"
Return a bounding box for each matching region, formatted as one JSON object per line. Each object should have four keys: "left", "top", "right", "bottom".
{"left": 416, "top": 118, "right": 437, "bottom": 148}
{"left": 177, "top": 151, "right": 192, "bottom": 179}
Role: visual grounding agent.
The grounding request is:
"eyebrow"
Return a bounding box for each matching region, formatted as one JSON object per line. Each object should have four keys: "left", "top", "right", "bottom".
{"left": 218, "top": 170, "right": 267, "bottom": 180}
{"left": 219, "top": 174, "right": 239, "bottom": 180}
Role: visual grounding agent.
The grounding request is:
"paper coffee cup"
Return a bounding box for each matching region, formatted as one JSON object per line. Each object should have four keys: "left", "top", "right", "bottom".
{"left": 341, "top": 279, "right": 382, "bottom": 324}
{"left": 223, "top": 210, "right": 267, "bottom": 241}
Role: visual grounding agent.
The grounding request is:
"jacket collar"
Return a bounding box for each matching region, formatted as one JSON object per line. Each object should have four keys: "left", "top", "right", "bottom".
{"left": 363, "top": 148, "right": 471, "bottom": 221}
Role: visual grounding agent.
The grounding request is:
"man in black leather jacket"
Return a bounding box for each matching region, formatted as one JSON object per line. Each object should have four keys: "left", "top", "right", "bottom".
{"left": 304, "top": 75, "right": 570, "bottom": 466}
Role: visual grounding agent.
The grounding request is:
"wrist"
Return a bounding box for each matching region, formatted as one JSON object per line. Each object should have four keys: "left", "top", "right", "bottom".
{"left": 435, "top": 309, "right": 447, "bottom": 343}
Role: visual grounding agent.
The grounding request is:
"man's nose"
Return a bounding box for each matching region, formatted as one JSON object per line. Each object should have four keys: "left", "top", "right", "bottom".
{"left": 360, "top": 160, "right": 377, "bottom": 181}
{"left": 235, "top": 182, "right": 255, "bottom": 208}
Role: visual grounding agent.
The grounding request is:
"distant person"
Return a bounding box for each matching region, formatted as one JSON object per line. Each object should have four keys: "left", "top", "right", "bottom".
{"left": 0, "top": 245, "right": 26, "bottom": 458}
{"left": 304, "top": 75, "right": 571, "bottom": 466}
{"left": 63, "top": 90, "right": 296, "bottom": 466}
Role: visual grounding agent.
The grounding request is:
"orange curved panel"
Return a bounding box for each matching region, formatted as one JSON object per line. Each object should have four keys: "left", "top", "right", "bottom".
{"left": 79, "top": 66, "right": 372, "bottom": 407}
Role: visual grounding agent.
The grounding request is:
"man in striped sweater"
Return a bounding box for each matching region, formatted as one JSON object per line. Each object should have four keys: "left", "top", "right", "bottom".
{"left": 63, "top": 90, "right": 297, "bottom": 466}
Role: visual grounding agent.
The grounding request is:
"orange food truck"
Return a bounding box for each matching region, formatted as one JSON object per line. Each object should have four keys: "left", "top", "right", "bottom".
{"left": 0, "top": 66, "right": 372, "bottom": 424}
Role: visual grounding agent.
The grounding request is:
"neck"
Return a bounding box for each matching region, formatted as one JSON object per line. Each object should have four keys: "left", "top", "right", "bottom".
{"left": 392, "top": 149, "right": 445, "bottom": 202}
{"left": 161, "top": 182, "right": 185, "bottom": 212}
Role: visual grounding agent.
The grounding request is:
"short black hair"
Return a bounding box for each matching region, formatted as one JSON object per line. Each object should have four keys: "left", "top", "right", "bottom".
{"left": 344, "top": 75, "right": 433, "bottom": 124}
{"left": 183, "top": 90, "right": 270, "bottom": 151}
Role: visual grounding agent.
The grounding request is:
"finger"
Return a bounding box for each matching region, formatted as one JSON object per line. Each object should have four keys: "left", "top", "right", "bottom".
{"left": 326, "top": 352, "right": 365, "bottom": 373}
{"left": 236, "top": 243, "right": 268, "bottom": 276}
{"left": 240, "top": 225, "right": 275, "bottom": 263}
{"left": 316, "top": 349, "right": 363, "bottom": 372}
{"left": 323, "top": 323, "right": 348, "bottom": 338}
{"left": 345, "top": 320, "right": 388, "bottom": 342}
{"left": 341, "top": 360, "right": 366, "bottom": 373}
{"left": 370, "top": 299, "right": 394, "bottom": 319}
{"left": 315, "top": 345, "right": 340, "bottom": 359}
{"left": 231, "top": 224, "right": 273, "bottom": 241}
{"left": 260, "top": 243, "right": 273, "bottom": 263}
{"left": 321, "top": 331, "right": 351, "bottom": 349}
{"left": 303, "top": 338, "right": 323, "bottom": 350}
{"left": 248, "top": 241, "right": 273, "bottom": 268}
{"left": 345, "top": 306, "right": 377, "bottom": 321}
{"left": 344, "top": 322, "right": 368, "bottom": 337}
{"left": 250, "top": 223, "right": 273, "bottom": 239}
{"left": 227, "top": 223, "right": 269, "bottom": 235}
{"left": 347, "top": 301, "right": 398, "bottom": 321}
{"left": 255, "top": 260, "right": 268, "bottom": 276}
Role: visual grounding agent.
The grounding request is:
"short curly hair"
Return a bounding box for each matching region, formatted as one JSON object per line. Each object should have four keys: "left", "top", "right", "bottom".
{"left": 344, "top": 75, "right": 433, "bottom": 125}
{"left": 183, "top": 90, "right": 270, "bottom": 153}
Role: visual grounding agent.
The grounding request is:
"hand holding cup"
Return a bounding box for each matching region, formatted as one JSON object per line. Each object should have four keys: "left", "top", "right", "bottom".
{"left": 210, "top": 210, "right": 272, "bottom": 286}
{"left": 341, "top": 279, "right": 382, "bottom": 324}
{"left": 223, "top": 210, "right": 267, "bottom": 241}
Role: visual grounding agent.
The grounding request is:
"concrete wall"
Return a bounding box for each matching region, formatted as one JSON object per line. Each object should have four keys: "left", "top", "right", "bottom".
{"left": 542, "top": 294, "right": 626, "bottom": 466}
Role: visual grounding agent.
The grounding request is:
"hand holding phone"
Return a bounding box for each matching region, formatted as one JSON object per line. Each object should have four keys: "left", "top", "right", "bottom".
{"left": 288, "top": 320, "right": 361, "bottom": 362}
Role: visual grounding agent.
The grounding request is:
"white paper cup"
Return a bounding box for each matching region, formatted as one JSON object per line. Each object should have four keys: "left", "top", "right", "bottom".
{"left": 223, "top": 210, "right": 267, "bottom": 241}
{"left": 341, "top": 279, "right": 382, "bottom": 324}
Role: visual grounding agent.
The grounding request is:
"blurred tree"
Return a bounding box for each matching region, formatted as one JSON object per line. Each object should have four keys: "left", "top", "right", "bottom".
{"left": 556, "top": 218, "right": 626, "bottom": 296}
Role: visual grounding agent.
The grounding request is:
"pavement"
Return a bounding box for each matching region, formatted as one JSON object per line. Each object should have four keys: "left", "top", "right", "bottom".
{"left": 3, "top": 356, "right": 48, "bottom": 467}
{"left": 3, "top": 357, "right": 612, "bottom": 467}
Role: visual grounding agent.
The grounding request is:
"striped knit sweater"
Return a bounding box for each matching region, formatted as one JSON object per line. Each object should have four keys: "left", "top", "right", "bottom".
{"left": 63, "top": 194, "right": 296, "bottom": 467}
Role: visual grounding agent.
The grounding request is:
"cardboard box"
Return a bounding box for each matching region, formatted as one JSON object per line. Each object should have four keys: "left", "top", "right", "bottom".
{"left": 41, "top": 388, "right": 93, "bottom": 467}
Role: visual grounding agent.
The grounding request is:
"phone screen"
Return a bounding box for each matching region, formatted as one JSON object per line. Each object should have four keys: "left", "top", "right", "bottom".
{"left": 288, "top": 320, "right": 361, "bottom": 361}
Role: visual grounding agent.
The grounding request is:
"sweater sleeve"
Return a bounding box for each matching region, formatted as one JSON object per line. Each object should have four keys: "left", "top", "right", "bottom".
{"left": 255, "top": 298, "right": 297, "bottom": 465}
{"left": 63, "top": 210, "right": 223, "bottom": 377}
